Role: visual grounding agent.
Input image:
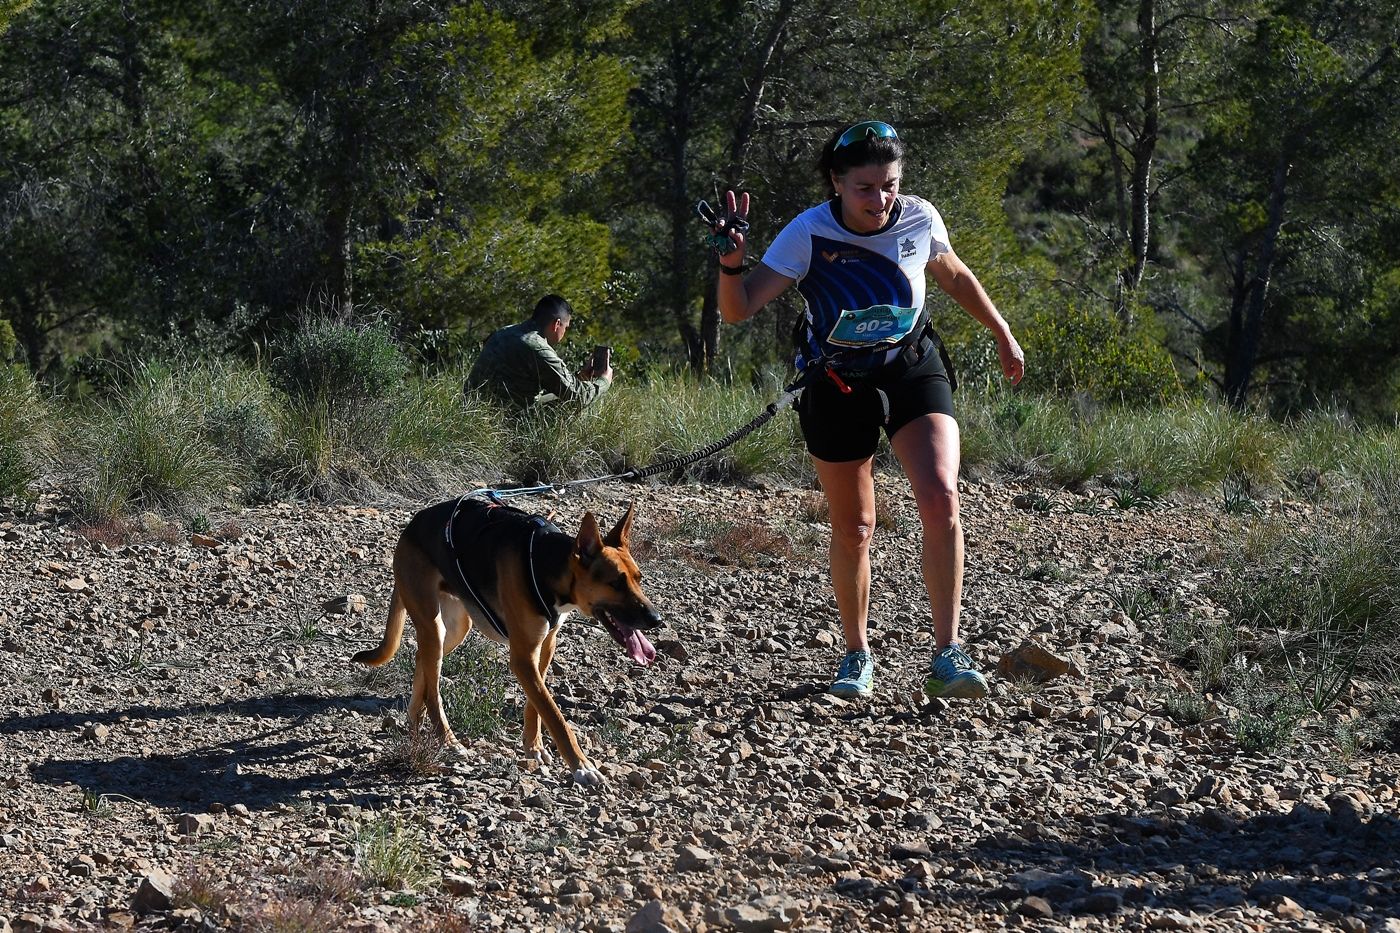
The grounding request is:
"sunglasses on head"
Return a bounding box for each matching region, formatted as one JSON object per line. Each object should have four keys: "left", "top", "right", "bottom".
{"left": 834, "top": 120, "right": 899, "bottom": 150}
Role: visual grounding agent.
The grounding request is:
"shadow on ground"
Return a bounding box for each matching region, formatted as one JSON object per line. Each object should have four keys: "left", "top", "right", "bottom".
{"left": 21, "top": 693, "right": 405, "bottom": 810}
{"left": 840, "top": 800, "right": 1400, "bottom": 923}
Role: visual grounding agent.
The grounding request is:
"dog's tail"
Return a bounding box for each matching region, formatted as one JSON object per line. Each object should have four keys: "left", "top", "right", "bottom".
{"left": 350, "top": 587, "right": 406, "bottom": 667}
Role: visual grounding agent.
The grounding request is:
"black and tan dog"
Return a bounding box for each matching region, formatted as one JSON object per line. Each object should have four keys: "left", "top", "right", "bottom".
{"left": 352, "top": 497, "right": 662, "bottom": 785}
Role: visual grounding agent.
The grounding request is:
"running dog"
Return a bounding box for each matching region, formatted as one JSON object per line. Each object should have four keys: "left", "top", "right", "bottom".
{"left": 352, "top": 497, "right": 662, "bottom": 785}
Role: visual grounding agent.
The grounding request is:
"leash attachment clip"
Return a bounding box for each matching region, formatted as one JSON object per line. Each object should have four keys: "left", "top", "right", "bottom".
{"left": 695, "top": 198, "right": 749, "bottom": 256}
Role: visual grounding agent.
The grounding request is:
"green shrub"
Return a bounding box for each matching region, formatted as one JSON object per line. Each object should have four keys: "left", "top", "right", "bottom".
{"left": 269, "top": 316, "right": 409, "bottom": 406}
{"left": 0, "top": 363, "right": 48, "bottom": 500}
{"left": 441, "top": 638, "right": 515, "bottom": 741}
{"left": 267, "top": 365, "right": 506, "bottom": 502}
{"left": 354, "top": 817, "right": 434, "bottom": 891}
{"left": 67, "top": 362, "right": 238, "bottom": 520}
{"left": 0, "top": 318, "right": 17, "bottom": 363}
{"left": 1016, "top": 298, "right": 1181, "bottom": 405}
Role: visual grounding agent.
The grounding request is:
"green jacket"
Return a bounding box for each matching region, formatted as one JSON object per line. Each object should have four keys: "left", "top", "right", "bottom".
{"left": 465, "top": 321, "right": 610, "bottom": 408}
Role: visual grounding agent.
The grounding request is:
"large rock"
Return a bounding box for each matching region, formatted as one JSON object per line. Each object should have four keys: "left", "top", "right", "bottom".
{"left": 997, "top": 640, "right": 1083, "bottom": 682}
{"left": 675, "top": 845, "right": 717, "bottom": 872}
{"left": 722, "top": 895, "right": 802, "bottom": 931}
{"left": 131, "top": 869, "right": 175, "bottom": 914}
{"left": 625, "top": 899, "right": 688, "bottom": 933}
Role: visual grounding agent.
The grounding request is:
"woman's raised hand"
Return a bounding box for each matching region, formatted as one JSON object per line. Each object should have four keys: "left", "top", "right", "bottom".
{"left": 717, "top": 190, "right": 751, "bottom": 267}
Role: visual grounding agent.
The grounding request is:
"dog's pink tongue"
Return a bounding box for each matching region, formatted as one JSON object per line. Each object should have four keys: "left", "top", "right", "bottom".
{"left": 624, "top": 629, "right": 657, "bottom": 665}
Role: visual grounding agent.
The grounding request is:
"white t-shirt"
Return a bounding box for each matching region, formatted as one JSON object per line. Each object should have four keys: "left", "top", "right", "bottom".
{"left": 761, "top": 194, "right": 951, "bottom": 369}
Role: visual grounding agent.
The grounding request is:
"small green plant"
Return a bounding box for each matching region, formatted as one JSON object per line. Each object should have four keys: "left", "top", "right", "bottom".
{"left": 1279, "top": 626, "right": 1364, "bottom": 714}
{"left": 640, "top": 724, "right": 694, "bottom": 764}
{"left": 1102, "top": 584, "right": 1161, "bottom": 623}
{"left": 523, "top": 831, "right": 576, "bottom": 854}
{"left": 1023, "top": 560, "right": 1072, "bottom": 583}
{"left": 1353, "top": 694, "right": 1400, "bottom": 752}
{"left": 277, "top": 611, "right": 324, "bottom": 644}
{"left": 593, "top": 715, "right": 634, "bottom": 757}
{"left": 1106, "top": 483, "right": 1157, "bottom": 511}
{"left": 1221, "top": 474, "right": 1263, "bottom": 516}
{"left": 354, "top": 817, "right": 435, "bottom": 891}
{"left": 1162, "top": 690, "right": 1210, "bottom": 726}
{"left": 1232, "top": 707, "right": 1301, "bottom": 753}
{"left": 387, "top": 892, "right": 420, "bottom": 908}
{"left": 1013, "top": 491, "right": 1054, "bottom": 513}
{"left": 1164, "top": 615, "right": 1240, "bottom": 691}
{"left": 441, "top": 639, "right": 514, "bottom": 740}
{"left": 80, "top": 787, "right": 112, "bottom": 817}
{"left": 1069, "top": 496, "right": 1107, "bottom": 515}
{"left": 1226, "top": 667, "right": 1305, "bottom": 753}
{"left": 188, "top": 512, "right": 212, "bottom": 535}
{"left": 1091, "top": 708, "right": 1153, "bottom": 764}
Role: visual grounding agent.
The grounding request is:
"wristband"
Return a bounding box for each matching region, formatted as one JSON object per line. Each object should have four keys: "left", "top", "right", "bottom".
{"left": 719, "top": 263, "right": 748, "bottom": 276}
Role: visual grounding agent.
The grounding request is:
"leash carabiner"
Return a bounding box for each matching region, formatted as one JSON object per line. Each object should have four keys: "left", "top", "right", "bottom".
{"left": 695, "top": 198, "right": 750, "bottom": 256}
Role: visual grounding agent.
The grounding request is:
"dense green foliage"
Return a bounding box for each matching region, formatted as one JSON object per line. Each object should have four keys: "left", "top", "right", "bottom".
{"left": 1, "top": 0, "right": 1397, "bottom": 414}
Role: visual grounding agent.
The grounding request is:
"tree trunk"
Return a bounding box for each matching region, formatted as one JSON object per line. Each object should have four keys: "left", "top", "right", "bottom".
{"left": 699, "top": 0, "right": 797, "bottom": 371}
{"left": 1224, "top": 148, "right": 1292, "bottom": 406}
{"left": 664, "top": 39, "right": 703, "bottom": 369}
{"left": 1120, "top": 0, "right": 1159, "bottom": 313}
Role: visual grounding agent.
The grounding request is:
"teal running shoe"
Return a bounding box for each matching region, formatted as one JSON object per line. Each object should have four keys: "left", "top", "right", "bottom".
{"left": 924, "top": 643, "right": 989, "bottom": 699}
{"left": 830, "top": 649, "right": 875, "bottom": 697}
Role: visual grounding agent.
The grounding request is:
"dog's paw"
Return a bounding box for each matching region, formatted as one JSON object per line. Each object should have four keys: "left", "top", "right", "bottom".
{"left": 440, "top": 742, "right": 470, "bottom": 763}
{"left": 571, "top": 765, "right": 606, "bottom": 787}
{"left": 525, "top": 746, "right": 554, "bottom": 766}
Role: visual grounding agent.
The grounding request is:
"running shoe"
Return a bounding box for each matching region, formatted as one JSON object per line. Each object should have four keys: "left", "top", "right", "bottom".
{"left": 924, "top": 643, "right": 989, "bottom": 699}
{"left": 830, "top": 649, "right": 875, "bottom": 697}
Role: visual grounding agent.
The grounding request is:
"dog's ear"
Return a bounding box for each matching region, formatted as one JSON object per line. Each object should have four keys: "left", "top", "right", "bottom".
{"left": 576, "top": 512, "right": 604, "bottom": 562}
{"left": 603, "top": 501, "right": 635, "bottom": 549}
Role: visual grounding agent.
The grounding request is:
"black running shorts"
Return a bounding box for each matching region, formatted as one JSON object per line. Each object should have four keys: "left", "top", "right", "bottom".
{"left": 796, "top": 342, "right": 955, "bottom": 463}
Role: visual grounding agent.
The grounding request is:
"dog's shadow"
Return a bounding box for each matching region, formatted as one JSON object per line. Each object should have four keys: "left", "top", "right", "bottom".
{"left": 21, "top": 693, "right": 406, "bottom": 811}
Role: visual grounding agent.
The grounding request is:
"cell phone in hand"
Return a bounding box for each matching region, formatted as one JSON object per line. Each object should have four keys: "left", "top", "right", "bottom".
{"left": 590, "top": 345, "right": 612, "bottom": 372}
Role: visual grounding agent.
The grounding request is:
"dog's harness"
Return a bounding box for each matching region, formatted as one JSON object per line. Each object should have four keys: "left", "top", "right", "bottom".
{"left": 444, "top": 495, "right": 565, "bottom": 638}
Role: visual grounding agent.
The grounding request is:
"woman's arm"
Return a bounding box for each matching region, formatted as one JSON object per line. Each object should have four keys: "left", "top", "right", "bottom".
{"left": 719, "top": 263, "right": 795, "bottom": 324}
{"left": 928, "top": 249, "right": 1024, "bottom": 384}
{"left": 713, "top": 190, "right": 796, "bottom": 323}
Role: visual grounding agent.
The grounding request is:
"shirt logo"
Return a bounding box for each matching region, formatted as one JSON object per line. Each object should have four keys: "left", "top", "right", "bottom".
{"left": 822, "top": 248, "right": 864, "bottom": 263}
{"left": 899, "top": 236, "right": 916, "bottom": 258}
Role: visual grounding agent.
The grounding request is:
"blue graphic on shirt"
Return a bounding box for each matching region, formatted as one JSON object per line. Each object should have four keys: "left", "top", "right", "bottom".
{"left": 797, "top": 236, "right": 917, "bottom": 364}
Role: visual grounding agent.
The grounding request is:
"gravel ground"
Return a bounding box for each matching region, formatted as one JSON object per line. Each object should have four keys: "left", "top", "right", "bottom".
{"left": 1, "top": 475, "right": 1397, "bottom": 932}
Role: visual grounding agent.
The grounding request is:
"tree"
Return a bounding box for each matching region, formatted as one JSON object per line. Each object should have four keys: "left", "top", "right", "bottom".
{"left": 0, "top": 0, "right": 633, "bottom": 371}
{"left": 1186, "top": 1, "right": 1399, "bottom": 405}
{"left": 1077, "top": 0, "right": 1245, "bottom": 319}
{"left": 614, "top": 0, "right": 1089, "bottom": 373}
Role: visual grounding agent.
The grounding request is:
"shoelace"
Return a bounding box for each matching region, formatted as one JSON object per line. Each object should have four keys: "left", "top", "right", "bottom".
{"left": 934, "top": 646, "right": 970, "bottom": 677}
{"left": 839, "top": 652, "right": 870, "bottom": 680}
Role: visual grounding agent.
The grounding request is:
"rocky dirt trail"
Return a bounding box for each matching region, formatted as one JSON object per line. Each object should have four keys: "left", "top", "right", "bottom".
{"left": 1, "top": 475, "right": 1397, "bottom": 932}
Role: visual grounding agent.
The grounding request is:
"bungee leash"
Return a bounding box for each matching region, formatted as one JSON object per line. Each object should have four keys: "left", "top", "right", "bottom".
{"left": 462, "top": 379, "right": 806, "bottom": 503}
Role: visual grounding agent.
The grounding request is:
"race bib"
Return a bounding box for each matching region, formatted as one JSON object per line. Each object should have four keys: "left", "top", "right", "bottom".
{"left": 826, "top": 304, "right": 920, "bottom": 348}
